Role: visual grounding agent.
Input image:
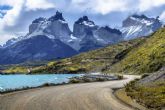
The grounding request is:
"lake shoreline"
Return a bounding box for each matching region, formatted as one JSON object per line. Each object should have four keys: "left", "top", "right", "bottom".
{"left": 0, "top": 74, "right": 122, "bottom": 94}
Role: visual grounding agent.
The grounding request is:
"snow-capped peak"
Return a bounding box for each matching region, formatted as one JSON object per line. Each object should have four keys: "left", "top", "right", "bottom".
{"left": 101, "top": 26, "right": 122, "bottom": 35}
{"left": 48, "top": 11, "right": 65, "bottom": 22}
{"left": 122, "top": 14, "right": 162, "bottom": 40}
{"left": 3, "top": 36, "right": 24, "bottom": 47}
{"left": 75, "top": 16, "right": 95, "bottom": 27}
{"left": 32, "top": 17, "right": 46, "bottom": 23}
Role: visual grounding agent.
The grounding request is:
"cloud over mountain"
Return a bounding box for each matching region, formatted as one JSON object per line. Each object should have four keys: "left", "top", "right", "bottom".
{"left": 0, "top": 0, "right": 165, "bottom": 45}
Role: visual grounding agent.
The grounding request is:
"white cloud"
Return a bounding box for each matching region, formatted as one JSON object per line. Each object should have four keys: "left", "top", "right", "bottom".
{"left": 70, "top": 0, "right": 130, "bottom": 14}
{"left": 25, "top": 0, "right": 55, "bottom": 11}
{"left": 0, "top": 32, "right": 16, "bottom": 45}
{"left": 160, "top": 11, "right": 165, "bottom": 23}
{"left": 0, "top": 0, "right": 165, "bottom": 45}
{"left": 0, "top": 13, "right": 3, "bottom": 18}
{"left": 0, "top": 0, "right": 55, "bottom": 45}
{"left": 0, "top": 0, "right": 17, "bottom": 6}
{"left": 0, "top": 0, "right": 55, "bottom": 27}
{"left": 0, "top": 1, "right": 24, "bottom": 27}
{"left": 138, "top": 0, "right": 165, "bottom": 12}
{"left": 92, "top": 0, "right": 128, "bottom": 15}
{"left": 70, "top": 0, "right": 165, "bottom": 14}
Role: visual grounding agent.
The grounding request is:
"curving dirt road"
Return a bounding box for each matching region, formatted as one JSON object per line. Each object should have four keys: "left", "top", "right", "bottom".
{"left": 0, "top": 75, "right": 139, "bottom": 110}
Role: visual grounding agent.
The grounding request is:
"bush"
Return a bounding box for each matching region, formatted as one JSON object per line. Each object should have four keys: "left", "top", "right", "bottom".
{"left": 141, "top": 74, "right": 149, "bottom": 78}
{"left": 69, "top": 79, "right": 80, "bottom": 83}
{"left": 125, "top": 79, "right": 165, "bottom": 110}
{"left": 117, "top": 74, "right": 124, "bottom": 80}
{"left": 96, "top": 77, "right": 105, "bottom": 81}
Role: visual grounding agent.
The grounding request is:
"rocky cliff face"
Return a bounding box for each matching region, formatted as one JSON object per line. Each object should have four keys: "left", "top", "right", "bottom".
{"left": 94, "top": 26, "right": 122, "bottom": 45}
{"left": 72, "top": 16, "right": 122, "bottom": 51}
{"left": 79, "top": 30, "right": 103, "bottom": 52}
{"left": 121, "top": 14, "right": 162, "bottom": 40}
{"left": 73, "top": 16, "right": 98, "bottom": 38}
{"left": 28, "top": 11, "right": 72, "bottom": 43}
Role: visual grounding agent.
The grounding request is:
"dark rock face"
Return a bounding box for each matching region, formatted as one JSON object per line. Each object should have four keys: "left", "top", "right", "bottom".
{"left": 104, "top": 26, "right": 122, "bottom": 35}
{"left": 73, "top": 16, "right": 122, "bottom": 52}
{"left": 29, "top": 11, "right": 71, "bottom": 41}
{"left": 122, "top": 14, "right": 151, "bottom": 27}
{"left": 75, "top": 16, "right": 95, "bottom": 25}
{"left": 138, "top": 69, "right": 165, "bottom": 85}
{"left": 0, "top": 35, "right": 77, "bottom": 64}
{"left": 48, "top": 11, "right": 65, "bottom": 22}
{"left": 3, "top": 38, "right": 17, "bottom": 47}
{"left": 79, "top": 30, "right": 103, "bottom": 52}
{"left": 95, "top": 26, "right": 123, "bottom": 44}
{"left": 32, "top": 17, "right": 46, "bottom": 23}
{"left": 73, "top": 16, "right": 98, "bottom": 38}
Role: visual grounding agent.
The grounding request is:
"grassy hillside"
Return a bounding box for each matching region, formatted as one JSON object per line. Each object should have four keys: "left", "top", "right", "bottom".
{"left": 125, "top": 70, "right": 165, "bottom": 110}
{"left": 109, "top": 28, "right": 165, "bottom": 74}
{"left": 1, "top": 60, "right": 50, "bottom": 74}
{"left": 31, "top": 37, "right": 146, "bottom": 74}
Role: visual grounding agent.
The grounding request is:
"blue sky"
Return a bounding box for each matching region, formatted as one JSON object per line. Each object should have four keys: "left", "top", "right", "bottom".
{"left": 0, "top": 0, "right": 165, "bottom": 45}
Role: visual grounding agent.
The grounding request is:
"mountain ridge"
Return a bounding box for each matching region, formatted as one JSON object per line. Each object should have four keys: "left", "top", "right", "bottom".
{"left": 0, "top": 12, "right": 163, "bottom": 65}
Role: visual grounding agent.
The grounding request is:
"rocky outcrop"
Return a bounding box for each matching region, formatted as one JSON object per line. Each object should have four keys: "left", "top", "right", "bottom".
{"left": 95, "top": 26, "right": 123, "bottom": 45}
{"left": 73, "top": 16, "right": 98, "bottom": 38}
{"left": 29, "top": 11, "right": 72, "bottom": 42}
{"left": 79, "top": 30, "right": 103, "bottom": 52}
{"left": 73, "top": 16, "right": 122, "bottom": 52}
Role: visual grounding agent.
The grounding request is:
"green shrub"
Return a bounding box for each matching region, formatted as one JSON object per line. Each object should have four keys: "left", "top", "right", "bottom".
{"left": 69, "top": 79, "right": 80, "bottom": 83}
{"left": 125, "top": 80, "right": 165, "bottom": 110}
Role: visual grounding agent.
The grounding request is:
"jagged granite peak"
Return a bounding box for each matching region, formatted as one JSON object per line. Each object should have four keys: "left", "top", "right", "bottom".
{"left": 103, "top": 26, "right": 122, "bottom": 35}
{"left": 3, "top": 36, "right": 24, "bottom": 47}
{"left": 73, "top": 16, "right": 98, "bottom": 38}
{"left": 75, "top": 16, "right": 95, "bottom": 26}
{"left": 28, "top": 11, "right": 71, "bottom": 41}
{"left": 32, "top": 17, "right": 46, "bottom": 23}
{"left": 79, "top": 30, "right": 102, "bottom": 52}
{"left": 122, "top": 14, "right": 161, "bottom": 27}
{"left": 94, "top": 26, "right": 123, "bottom": 45}
{"left": 3, "top": 38, "right": 17, "bottom": 47}
{"left": 121, "top": 14, "right": 163, "bottom": 40}
{"left": 48, "top": 11, "right": 65, "bottom": 22}
{"left": 132, "top": 14, "right": 149, "bottom": 20}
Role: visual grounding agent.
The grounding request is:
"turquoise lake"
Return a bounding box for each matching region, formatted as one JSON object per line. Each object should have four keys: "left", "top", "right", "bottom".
{"left": 0, "top": 74, "right": 82, "bottom": 91}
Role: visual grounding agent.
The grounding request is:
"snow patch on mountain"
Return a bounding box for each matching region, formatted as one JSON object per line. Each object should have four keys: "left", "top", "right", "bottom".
{"left": 122, "top": 14, "right": 162, "bottom": 40}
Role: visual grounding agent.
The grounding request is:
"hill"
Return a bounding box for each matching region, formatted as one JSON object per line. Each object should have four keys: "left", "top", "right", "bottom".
{"left": 125, "top": 69, "right": 165, "bottom": 110}
{"left": 109, "top": 27, "right": 165, "bottom": 74}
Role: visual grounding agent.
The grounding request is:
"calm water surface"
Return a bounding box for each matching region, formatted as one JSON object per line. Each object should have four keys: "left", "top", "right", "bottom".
{"left": 0, "top": 74, "right": 82, "bottom": 91}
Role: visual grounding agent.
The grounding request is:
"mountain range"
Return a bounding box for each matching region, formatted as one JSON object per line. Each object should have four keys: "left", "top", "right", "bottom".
{"left": 0, "top": 11, "right": 163, "bottom": 64}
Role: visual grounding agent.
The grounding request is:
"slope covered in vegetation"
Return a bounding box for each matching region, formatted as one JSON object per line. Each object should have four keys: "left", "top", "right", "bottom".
{"left": 125, "top": 70, "right": 165, "bottom": 110}
{"left": 109, "top": 27, "right": 165, "bottom": 74}
{"left": 31, "top": 37, "right": 146, "bottom": 74}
